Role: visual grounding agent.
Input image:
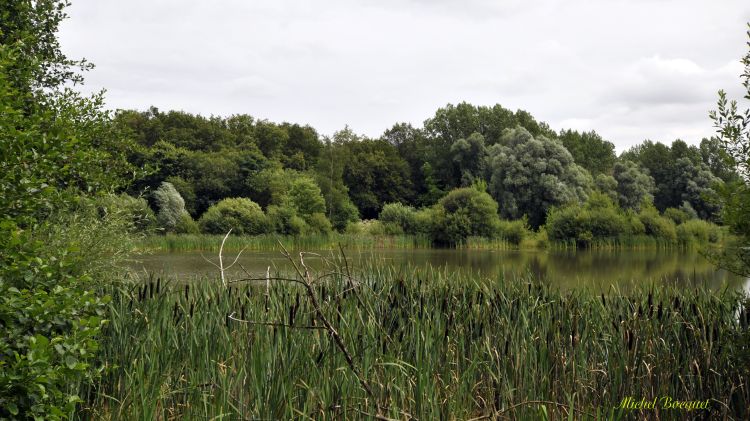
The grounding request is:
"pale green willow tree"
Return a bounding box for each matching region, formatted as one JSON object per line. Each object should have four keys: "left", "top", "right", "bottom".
{"left": 153, "top": 181, "right": 188, "bottom": 232}
{"left": 612, "top": 160, "right": 656, "bottom": 211}
{"left": 487, "top": 127, "right": 591, "bottom": 228}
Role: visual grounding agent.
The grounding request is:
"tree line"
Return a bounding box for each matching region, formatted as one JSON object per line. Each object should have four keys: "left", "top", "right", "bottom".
{"left": 111, "top": 103, "right": 739, "bottom": 245}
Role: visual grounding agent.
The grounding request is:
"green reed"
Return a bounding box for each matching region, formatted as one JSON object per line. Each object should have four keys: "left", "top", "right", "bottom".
{"left": 79, "top": 262, "right": 750, "bottom": 420}
{"left": 137, "top": 233, "right": 433, "bottom": 252}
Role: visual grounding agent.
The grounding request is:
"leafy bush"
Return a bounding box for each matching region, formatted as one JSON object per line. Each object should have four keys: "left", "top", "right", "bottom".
{"left": 174, "top": 212, "right": 200, "bottom": 234}
{"left": 496, "top": 219, "right": 529, "bottom": 245}
{"left": 345, "top": 219, "right": 386, "bottom": 236}
{"left": 198, "top": 198, "right": 270, "bottom": 235}
{"left": 432, "top": 188, "right": 500, "bottom": 244}
{"left": 638, "top": 206, "right": 677, "bottom": 242}
{"left": 98, "top": 193, "right": 156, "bottom": 233}
{"left": 545, "top": 193, "right": 635, "bottom": 246}
{"left": 267, "top": 205, "right": 307, "bottom": 236}
{"left": 306, "top": 212, "right": 333, "bottom": 235}
{"left": 677, "top": 219, "right": 722, "bottom": 245}
{"left": 0, "top": 9, "right": 138, "bottom": 416}
{"left": 664, "top": 207, "right": 692, "bottom": 225}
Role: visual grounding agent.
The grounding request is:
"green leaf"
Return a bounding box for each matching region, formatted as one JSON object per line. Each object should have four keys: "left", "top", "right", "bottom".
{"left": 64, "top": 355, "right": 78, "bottom": 370}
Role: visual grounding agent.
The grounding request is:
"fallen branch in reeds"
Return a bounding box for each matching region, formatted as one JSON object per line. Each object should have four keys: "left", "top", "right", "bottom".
{"left": 209, "top": 230, "right": 390, "bottom": 418}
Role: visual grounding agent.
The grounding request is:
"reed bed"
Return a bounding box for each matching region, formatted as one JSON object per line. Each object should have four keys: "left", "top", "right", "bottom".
{"left": 80, "top": 262, "right": 750, "bottom": 420}
{"left": 549, "top": 235, "right": 692, "bottom": 251}
{"left": 138, "top": 233, "right": 433, "bottom": 252}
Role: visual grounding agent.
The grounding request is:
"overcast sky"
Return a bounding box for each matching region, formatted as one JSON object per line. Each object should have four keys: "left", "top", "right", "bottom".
{"left": 59, "top": 0, "right": 750, "bottom": 152}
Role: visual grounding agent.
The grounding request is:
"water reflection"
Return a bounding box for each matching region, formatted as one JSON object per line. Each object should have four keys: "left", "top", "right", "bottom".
{"left": 129, "top": 248, "right": 748, "bottom": 292}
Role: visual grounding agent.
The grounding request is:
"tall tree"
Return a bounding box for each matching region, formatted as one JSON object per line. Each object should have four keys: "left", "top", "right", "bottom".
{"left": 709, "top": 23, "right": 750, "bottom": 275}
{"left": 487, "top": 127, "right": 591, "bottom": 228}
{"left": 612, "top": 160, "right": 655, "bottom": 211}
{"left": 558, "top": 129, "right": 616, "bottom": 175}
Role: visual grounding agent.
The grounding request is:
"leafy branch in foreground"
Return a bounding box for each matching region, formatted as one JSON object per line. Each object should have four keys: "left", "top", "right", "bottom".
{"left": 709, "top": 22, "right": 750, "bottom": 277}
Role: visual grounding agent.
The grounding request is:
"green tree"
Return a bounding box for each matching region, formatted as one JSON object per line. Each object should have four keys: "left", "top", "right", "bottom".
{"left": 487, "top": 127, "right": 591, "bottom": 228}
{"left": 338, "top": 130, "right": 413, "bottom": 219}
{"left": 709, "top": 23, "right": 750, "bottom": 275}
{"left": 612, "top": 160, "right": 655, "bottom": 211}
{"left": 432, "top": 187, "right": 500, "bottom": 244}
{"left": 558, "top": 129, "right": 616, "bottom": 175}
{"left": 0, "top": 1, "right": 135, "bottom": 417}
{"left": 198, "top": 198, "right": 270, "bottom": 235}
{"left": 451, "top": 132, "right": 488, "bottom": 186}
{"left": 152, "top": 182, "right": 191, "bottom": 233}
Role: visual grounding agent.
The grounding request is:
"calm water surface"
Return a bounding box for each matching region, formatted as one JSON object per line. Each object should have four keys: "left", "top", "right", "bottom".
{"left": 129, "top": 248, "right": 749, "bottom": 293}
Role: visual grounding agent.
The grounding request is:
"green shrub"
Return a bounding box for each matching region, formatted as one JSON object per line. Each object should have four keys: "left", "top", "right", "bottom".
{"left": 382, "top": 221, "right": 405, "bottom": 235}
{"left": 664, "top": 207, "right": 692, "bottom": 225}
{"left": 545, "top": 206, "right": 582, "bottom": 242}
{"left": 546, "top": 194, "right": 635, "bottom": 245}
{"left": 496, "top": 219, "right": 529, "bottom": 245}
{"left": 677, "top": 219, "right": 722, "bottom": 245}
{"left": 379, "top": 203, "right": 417, "bottom": 232}
{"left": 305, "top": 212, "right": 332, "bottom": 235}
{"left": 98, "top": 193, "right": 156, "bottom": 233}
{"left": 346, "top": 219, "right": 386, "bottom": 236}
{"left": 433, "top": 188, "right": 500, "bottom": 244}
{"left": 638, "top": 207, "right": 677, "bottom": 242}
{"left": 267, "top": 205, "right": 307, "bottom": 236}
{"left": 174, "top": 211, "right": 200, "bottom": 234}
{"left": 198, "top": 198, "right": 270, "bottom": 235}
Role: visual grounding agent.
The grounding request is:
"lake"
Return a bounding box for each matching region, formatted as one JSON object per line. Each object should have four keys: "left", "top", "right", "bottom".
{"left": 129, "top": 248, "right": 749, "bottom": 293}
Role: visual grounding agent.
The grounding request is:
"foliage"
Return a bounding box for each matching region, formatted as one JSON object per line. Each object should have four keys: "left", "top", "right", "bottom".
{"left": 612, "top": 160, "right": 655, "bottom": 211}
{"left": 346, "top": 219, "right": 387, "bottom": 236}
{"left": 663, "top": 207, "right": 693, "bottom": 225}
{"left": 432, "top": 187, "right": 500, "bottom": 245}
{"left": 97, "top": 193, "right": 155, "bottom": 233}
{"left": 339, "top": 130, "right": 414, "bottom": 219}
{"left": 173, "top": 212, "right": 200, "bottom": 234}
{"left": 0, "top": 1, "right": 141, "bottom": 417}
{"left": 593, "top": 174, "right": 618, "bottom": 203}
{"left": 198, "top": 198, "right": 270, "bottom": 235}
{"left": 267, "top": 205, "right": 307, "bottom": 236}
{"left": 450, "top": 132, "right": 488, "bottom": 186}
{"left": 84, "top": 267, "right": 750, "bottom": 420}
{"left": 676, "top": 219, "right": 721, "bottom": 246}
{"left": 558, "top": 129, "right": 616, "bottom": 175}
{"left": 305, "top": 212, "right": 332, "bottom": 235}
{"left": 495, "top": 219, "right": 529, "bottom": 245}
{"left": 708, "top": 23, "right": 750, "bottom": 276}
{"left": 545, "top": 193, "right": 635, "bottom": 247}
{"left": 638, "top": 205, "right": 677, "bottom": 242}
{"left": 152, "top": 182, "right": 189, "bottom": 233}
{"left": 487, "top": 127, "right": 591, "bottom": 228}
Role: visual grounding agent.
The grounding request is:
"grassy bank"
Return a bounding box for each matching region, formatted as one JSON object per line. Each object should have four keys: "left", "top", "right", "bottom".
{"left": 80, "top": 262, "right": 750, "bottom": 420}
{"left": 137, "top": 233, "right": 433, "bottom": 252}
{"left": 139, "top": 232, "right": 721, "bottom": 253}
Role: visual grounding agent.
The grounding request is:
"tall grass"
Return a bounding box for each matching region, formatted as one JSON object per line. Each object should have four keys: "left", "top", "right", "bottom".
{"left": 138, "top": 233, "right": 433, "bottom": 252}
{"left": 80, "top": 262, "right": 750, "bottom": 420}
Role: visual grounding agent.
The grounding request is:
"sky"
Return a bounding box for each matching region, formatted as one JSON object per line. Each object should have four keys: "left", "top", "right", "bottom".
{"left": 59, "top": 0, "right": 750, "bottom": 152}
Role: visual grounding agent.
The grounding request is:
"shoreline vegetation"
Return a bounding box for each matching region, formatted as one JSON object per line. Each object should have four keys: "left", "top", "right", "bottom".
{"left": 138, "top": 229, "right": 727, "bottom": 253}
{"left": 80, "top": 260, "right": 750, "bottom": 420}
{"left": 4, "top": 1, "right": 750, "bottom": 419}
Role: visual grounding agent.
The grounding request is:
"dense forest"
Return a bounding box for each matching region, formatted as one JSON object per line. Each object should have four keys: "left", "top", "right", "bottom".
{"left": 111, "top": 103, "right": 739, "bottom": 246}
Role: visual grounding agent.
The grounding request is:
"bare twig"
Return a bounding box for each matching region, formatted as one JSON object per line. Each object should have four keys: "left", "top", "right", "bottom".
{"left": 277, "top": 240, "right": 378, "bottom": 401}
